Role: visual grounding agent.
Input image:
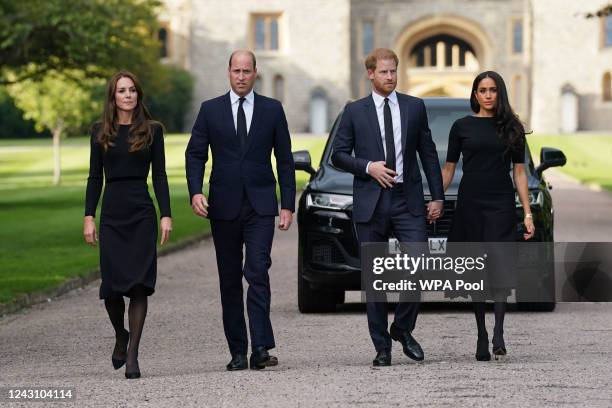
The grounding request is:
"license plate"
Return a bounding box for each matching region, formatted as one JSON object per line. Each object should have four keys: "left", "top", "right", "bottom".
{"left": 428, "top": 237, "right": 447, "bottom": 254}
{"left": 388, "top": 237, "right": 448, "bottom": 254}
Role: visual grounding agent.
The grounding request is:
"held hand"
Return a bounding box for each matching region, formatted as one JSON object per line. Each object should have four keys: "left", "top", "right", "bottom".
{"left": 426, "top": 201, "right": 444, "bottom": 224}
{"left": 191, "top": 194, "right": 209, "bottom": 218}
{"left": 83, "top": 216, "right": 98, "bottom": 247}
{"left": 523, "top": 216, "right": 535, "bottom": 240}
{"left": 160, "top": 217, "right": 173, "bottom": 246}
{"left": 279, "top": 209, "right": 293, "bottom": 231}
{"left": 368, "top": 161, "right": 396, "bottom": 188}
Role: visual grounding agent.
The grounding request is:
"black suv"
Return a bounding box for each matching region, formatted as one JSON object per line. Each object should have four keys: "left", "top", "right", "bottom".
{"left": 293, "top": 98, "right": 567, "bottom": 313}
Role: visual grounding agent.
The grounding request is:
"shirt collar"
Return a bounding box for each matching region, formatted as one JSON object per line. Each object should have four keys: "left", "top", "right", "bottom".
{"left": 230, "top": 89, "right": 255, "bottom": 105}
{"left": 371, "top": 89, "right": 398, "bottom": 108}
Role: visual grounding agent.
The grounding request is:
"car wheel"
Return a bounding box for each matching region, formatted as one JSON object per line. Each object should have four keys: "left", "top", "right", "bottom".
{"left": 298, "top": 271, "right": 341, "bottom": 313}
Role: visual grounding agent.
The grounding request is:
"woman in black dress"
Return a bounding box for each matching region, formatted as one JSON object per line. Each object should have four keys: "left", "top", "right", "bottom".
{"left": 83, "top": 71, "right": 172, "bottom": 378}
{"left": 442, "top": 71, "right": 534, "bottom": 361}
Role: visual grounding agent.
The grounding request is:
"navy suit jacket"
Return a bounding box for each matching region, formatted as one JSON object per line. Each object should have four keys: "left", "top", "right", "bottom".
{"left": 185, "top": 92, "right": 296, "bottom": 220}
{"left": 331, "top": 92, "right": 444, "bottom": 223}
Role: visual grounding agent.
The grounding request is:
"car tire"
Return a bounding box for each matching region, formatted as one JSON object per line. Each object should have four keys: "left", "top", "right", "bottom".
{"left": 298, "top": 271, "right": 340, "bottom": 313}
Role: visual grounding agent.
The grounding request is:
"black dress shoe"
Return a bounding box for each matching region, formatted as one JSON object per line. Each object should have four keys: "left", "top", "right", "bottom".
{"left": 390, "top": 323, "right": 424, "bottom": 361}
{"left": 476, "top": 335, "right": 491, "bottom": 361}
{"left": 226, "top": 354, "right": 248, "bottom": 371}
{"left": 372, "top": 350, "right": 391, "bottom": 366}
{"left": 249, "top": 346, "right": 278, "bottom": 370}
{"left": 112, "top": 330, "right": 129, "bottom": 370}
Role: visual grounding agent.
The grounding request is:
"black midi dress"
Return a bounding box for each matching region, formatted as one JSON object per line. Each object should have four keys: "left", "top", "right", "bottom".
{"left": 85, "top": 123, "right": 171, "bottom": 299}
{"left": 446, "top": 116, "right": 525, "bottom": 294}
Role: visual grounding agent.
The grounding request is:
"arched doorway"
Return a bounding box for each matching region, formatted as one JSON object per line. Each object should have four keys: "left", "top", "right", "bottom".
{"left": 394, "top": 15, "right": 492, "bottom": 98}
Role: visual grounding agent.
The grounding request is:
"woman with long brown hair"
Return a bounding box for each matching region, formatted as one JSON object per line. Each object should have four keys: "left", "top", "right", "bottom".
{"left": 83, "top": 71, "right": 172, "bottom": 378}
{"left": 442, "top": 71, "right": 534, "bottom": 362}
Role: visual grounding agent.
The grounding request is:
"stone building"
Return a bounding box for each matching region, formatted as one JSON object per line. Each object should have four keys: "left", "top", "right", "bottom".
{"left": 158, "top": 0, "right": 612, "bottom": 134}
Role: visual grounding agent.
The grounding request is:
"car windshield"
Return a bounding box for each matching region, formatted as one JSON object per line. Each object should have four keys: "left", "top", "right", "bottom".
{"left": 428, "top": 105, "right": 472, "bottom": 147}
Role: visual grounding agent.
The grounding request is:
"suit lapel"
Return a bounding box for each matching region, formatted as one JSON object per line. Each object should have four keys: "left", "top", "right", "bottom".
{"left": 222, "top": 92, "right": 240, "bottom": 148}
{"left": 243, "top": 92, "right": 262, "bottom": 157}
{"left": 363, "top": 96, "right": 385, "bottom": 159}
{"left": 398, "top": 93, "right": 409, "bottom": 154}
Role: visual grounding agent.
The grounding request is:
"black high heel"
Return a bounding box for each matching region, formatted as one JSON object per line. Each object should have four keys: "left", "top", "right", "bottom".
{"left": 125, "top": 359, "right": 141, "bottom": 379}
{"left": 475, "top": 335, "right": 491, "bottom": 361}
{"left": 111, "top": 330, "right": 129, "bottom": 370}
{"left": 493, "top": 346, "right": 507, "bottom": 361}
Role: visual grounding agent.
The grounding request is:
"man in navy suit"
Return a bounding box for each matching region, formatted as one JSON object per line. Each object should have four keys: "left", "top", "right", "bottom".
{"left": 332, "top": 48, "right": 444, "bottom": 366}
{"left": 185, "top": 50, "right": 295, "bottom": 371}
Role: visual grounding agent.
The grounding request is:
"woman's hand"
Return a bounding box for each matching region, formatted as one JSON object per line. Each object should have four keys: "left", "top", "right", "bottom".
{"left": 83, "top": 216, "right": 98, "bottom": 247}
{"left": 160, "top": 217, "right": 172, "bottom": 246}
{"left": 523, "top": 215, "right": 535, "bottom": 240}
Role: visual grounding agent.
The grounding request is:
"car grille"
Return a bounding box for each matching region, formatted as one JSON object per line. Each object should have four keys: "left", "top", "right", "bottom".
{"left": 309, "top": 235, "right": 347, "bottom": 265}
{"left": 426, "top": 200, "right": 456, "bottom": 237}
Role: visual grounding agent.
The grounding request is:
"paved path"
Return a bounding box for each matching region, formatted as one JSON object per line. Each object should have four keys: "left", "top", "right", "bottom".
{"left": 1, "top": 170, "right": 611, "bottom": 407}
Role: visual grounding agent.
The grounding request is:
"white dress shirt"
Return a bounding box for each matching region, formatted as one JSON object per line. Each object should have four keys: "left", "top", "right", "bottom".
{"left": 229, "top": 89, "right": 254, "bottom": 134}
{"left": 368, "top": 90, "right": 404, "bottom": 183}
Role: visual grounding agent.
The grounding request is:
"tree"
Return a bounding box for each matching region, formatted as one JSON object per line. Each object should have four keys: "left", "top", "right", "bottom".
{"left": 8, "top": 70, "right": 104, "bottom": 185}
{"left": 0, "top": 0, "right": 162, "bottom": 85}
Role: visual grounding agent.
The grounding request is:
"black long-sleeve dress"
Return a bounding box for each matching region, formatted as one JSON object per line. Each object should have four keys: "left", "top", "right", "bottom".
{"left": 446, "top": 116, "right": 525, "bottom": 293}
{"left": 85, "top": 123, "right": 171, "bottom": 299}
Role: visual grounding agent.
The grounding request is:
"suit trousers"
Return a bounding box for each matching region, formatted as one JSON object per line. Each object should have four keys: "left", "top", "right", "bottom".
{"left": 356, "top": 184, "right": 426, "bottom": 352}
{"left": 210, "top": 194, "right": 275, "bottom": 355}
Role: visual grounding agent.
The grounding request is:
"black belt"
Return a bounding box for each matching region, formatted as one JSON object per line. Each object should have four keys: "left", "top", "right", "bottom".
{"left": 106, "top": 176, "right": 147, "bottom": 184}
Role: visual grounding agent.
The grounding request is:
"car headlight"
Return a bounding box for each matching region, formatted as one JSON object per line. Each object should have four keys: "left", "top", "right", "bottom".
{"left": 515, "top": 191, "right": 543, "bottom": 207}
{"left": 306, "top": 193, "right": 353, "bottom": 210}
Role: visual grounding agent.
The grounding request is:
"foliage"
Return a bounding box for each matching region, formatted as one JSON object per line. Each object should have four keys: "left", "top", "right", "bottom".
{"left": 0, "top": 87, "right": 49, "bottom": 138}
{"left": 0, "top": 0, "right": 162, "bottom": 84}
{"left": 147, "top": 65, "right": 194, "bottom": 132}
{"left": 8, "top": 70, "right": 104, "bottom": 137}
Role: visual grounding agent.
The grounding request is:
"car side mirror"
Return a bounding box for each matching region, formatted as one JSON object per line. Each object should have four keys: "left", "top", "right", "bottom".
{"left": 535, "top": 147, "right": 566, "bottom": 177}
{"left": 293, "top": 150, "right": 316, "bottom": 176}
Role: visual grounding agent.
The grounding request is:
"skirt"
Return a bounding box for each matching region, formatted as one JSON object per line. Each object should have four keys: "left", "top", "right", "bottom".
{"left": 447, "top": 174, "right": 518, "bottom": 299}
{"left": 99, "top": 179, "right": 157, "bottom": 299}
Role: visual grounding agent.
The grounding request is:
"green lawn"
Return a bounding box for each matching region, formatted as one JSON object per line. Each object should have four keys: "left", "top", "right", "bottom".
{"left": 0, "top": 134, "right": 326, "bottom": 304}
{"left": 2, "top": 132, "right": 609, "bottom": 305}
{"left": 527, "top": 134, "right": 612, "bottom": 192}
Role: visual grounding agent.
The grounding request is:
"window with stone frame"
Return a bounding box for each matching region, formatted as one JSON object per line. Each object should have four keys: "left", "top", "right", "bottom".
{"left": 603, "top": 72, "right": 612, "bottom": 101}
{"left": 605, "top": 15, "right": 612, "bottom": 47}
{"left": 361, "top": 20, "right": 374, "bottom": 57}
{"left": 251, "top": 13, "right": 282, "bottom": 51}
{"left": 158, "top": 23, "right": 170, "bottom": 59}
{"left": 410, "top": 34, "right": 476, "bottom": 68}
{"left": 273, "top": 74, "right": 285, "bottom": 102}
{"left": 512, "top": 18, "right": 523, "bottom": 54}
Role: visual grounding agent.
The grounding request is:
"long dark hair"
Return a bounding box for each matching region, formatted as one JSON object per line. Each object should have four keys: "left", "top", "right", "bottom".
{"left": 470, "top": 71, "right": 527, "bottom": 155}
{"left": 95, "top": 71, "right": 159, "bottom": 152}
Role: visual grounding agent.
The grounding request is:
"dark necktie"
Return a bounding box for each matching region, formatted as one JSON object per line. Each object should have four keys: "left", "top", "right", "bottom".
{"left": 237, "top": 97, "right": 247, "bottom": 151}
{"left": 383, "top": 97, "right": 396, "bottom": 172}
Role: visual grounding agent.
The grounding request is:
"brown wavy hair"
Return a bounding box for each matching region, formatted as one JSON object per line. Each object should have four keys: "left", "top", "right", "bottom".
{"left": 95, "top": 71, "right": 159, "bottom": 152}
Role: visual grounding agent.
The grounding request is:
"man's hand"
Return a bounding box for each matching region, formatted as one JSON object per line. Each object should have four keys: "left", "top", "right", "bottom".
{"left": 368, "top": 161, "right": 396, "bottom": 188}
{"left": 279, "top": 209, "right": 293, "bottom": 230}
{"left": 191, "top": 194, "right": 209, "bottom": 218}
{"left": 426, "top": 201, "right": 443, "bottom": 224}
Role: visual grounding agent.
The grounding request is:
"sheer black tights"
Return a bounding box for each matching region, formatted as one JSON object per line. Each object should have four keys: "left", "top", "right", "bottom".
{"left": 473, "top": 290, "right": 507, "bottom": 349}
{"left": 104, "top": 286, "right": 148, "bottom": 371}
